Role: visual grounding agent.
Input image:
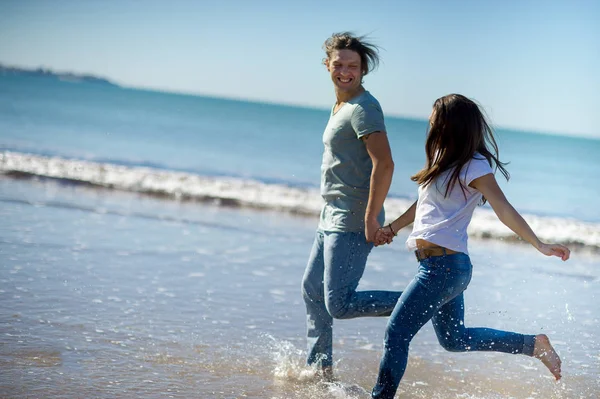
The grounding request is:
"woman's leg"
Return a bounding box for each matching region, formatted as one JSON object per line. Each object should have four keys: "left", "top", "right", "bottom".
{"left": 372, "top": 259, "right": 454, "bottom": 399}
{"left": 432, "top": 268, "right": 562, "bottom": 379}
{"left": 432, "top": 292, "right": 536, "bottom": 355}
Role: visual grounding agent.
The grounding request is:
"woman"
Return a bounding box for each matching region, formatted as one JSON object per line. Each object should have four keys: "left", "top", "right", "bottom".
{"left": 371, "top": 94, "right": 570, "bottom": 398}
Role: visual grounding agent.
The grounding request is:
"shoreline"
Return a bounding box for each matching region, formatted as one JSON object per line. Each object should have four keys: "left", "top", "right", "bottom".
{"left": 2, "top": 171, "right": 599, "bottom": 256}
{"left": 1, "top": 170, "right": 598, "bottom": 399}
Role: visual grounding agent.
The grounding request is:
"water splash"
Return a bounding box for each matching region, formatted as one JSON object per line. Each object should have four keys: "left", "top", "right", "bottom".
{"left": 565, "top": 303, "right": 575, "bottom": 322}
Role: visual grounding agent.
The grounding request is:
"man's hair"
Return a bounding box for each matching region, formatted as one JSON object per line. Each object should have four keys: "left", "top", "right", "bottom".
{"left": 322, "top": 32, "right": 380, "bottom": 76}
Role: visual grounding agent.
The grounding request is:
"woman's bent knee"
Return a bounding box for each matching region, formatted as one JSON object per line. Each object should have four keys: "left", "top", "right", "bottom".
{"left": 438, "top": 336, "right": 468, "bottom": 352}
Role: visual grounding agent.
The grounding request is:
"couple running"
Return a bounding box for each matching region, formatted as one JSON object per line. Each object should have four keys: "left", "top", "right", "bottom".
{"left": 300, "top": 32, "right": 570, "bottom": 398}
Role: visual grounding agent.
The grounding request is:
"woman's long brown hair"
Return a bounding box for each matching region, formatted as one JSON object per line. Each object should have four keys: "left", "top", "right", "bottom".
{"left": 411, "top": 94, "right": 509, "bottom": 203}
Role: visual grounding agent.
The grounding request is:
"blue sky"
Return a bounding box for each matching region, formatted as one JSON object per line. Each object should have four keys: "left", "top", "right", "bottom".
{"left": 1, "top": 0, "right": 599, "bottom": 138}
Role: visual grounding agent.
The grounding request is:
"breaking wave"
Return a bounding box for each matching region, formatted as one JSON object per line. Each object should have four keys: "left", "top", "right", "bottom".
{"left": 2, "top": 151, "right": 599, "bottom": 249}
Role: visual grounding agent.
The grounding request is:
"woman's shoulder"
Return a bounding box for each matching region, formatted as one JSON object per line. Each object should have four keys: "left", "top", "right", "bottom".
{"left": 469, "top": 152, "right": 491, "bottom": 166}
{"left": 462, "top": 153, "right": 493, "bottom": 177}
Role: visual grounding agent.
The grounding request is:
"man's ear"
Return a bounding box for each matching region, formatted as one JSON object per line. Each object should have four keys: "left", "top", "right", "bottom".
{"left": 324, "top": 58, "right": 330, "bottom": 72}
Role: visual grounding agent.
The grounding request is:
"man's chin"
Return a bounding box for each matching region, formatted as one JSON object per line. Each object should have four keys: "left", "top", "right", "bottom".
{"left": 335, "top": 85, "right": 359, "bottom": 93}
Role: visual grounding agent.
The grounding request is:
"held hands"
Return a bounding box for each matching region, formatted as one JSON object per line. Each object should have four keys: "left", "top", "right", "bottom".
{"left": 537, "top": 242, "right": 571, "bottom": 261}
{"left": 365, "top": 217, "right": 396, "bottom": 247}
{"left": 374, "top": 225, "right": 395, "bottom": 246}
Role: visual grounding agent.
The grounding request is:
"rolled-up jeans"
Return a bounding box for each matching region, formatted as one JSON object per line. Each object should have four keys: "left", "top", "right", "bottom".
{"left": 372, "top": 252, "right": 536, "bottom": 399}
{"left": 301, "top": 230, "right": 402, "bottom": 368}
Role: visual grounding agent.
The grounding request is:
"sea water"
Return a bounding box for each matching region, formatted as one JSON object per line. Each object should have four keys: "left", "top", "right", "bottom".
{"left": 1, "top": 75, "right": 599, "bottom": 398}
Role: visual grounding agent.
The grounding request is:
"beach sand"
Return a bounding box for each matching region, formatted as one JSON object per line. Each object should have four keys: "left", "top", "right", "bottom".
{"left": 1, "top": 177, "right": 598, "bottom": 398}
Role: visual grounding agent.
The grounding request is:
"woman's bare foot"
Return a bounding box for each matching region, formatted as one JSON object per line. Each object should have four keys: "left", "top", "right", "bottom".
{"left": 533, "top": 334, "right": 562, "bottom": 380}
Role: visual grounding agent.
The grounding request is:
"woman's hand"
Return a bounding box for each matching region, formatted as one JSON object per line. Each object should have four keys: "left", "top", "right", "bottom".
{"left": 374, "top": 226, "right": 395, "bottom": 246}
{"left": 537, "top": 243, "right": 571, "bottom": 261}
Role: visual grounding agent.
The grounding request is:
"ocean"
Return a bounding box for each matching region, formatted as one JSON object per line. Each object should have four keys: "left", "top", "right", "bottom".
{"left": 0, "top": 74, "right": 599, "bottom": 398}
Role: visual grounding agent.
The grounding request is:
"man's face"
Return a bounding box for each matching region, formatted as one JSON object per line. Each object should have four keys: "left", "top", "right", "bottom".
{"left": 326, "top": 49, "right": 362, "bottom": 93}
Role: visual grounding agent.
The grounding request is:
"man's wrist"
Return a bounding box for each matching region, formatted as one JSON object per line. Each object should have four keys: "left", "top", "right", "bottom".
{"left": 365, "top": 212, "right": 378, "bottom": 222}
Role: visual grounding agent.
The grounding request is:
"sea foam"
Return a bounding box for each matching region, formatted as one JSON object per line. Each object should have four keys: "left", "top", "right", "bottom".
{"left": 2, "top": 151, "right": 599, "bottom": 249}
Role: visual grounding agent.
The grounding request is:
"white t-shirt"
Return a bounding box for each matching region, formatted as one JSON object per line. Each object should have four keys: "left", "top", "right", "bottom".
{"left": 407, "top": 154, "right": 493, "bottom": 255}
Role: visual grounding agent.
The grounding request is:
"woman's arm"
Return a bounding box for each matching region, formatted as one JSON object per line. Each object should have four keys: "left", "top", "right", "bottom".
{"left": 375, "top": 200, "right": 417, "bottom": 245}
{"left": 470, "top": 173, "right": 570, "bottom": 261}
{"left": 389, "top": 200, "right": 417, "bottom": 234}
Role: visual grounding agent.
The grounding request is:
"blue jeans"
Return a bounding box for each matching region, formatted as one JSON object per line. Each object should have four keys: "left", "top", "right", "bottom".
{"left": 301, "top": 230, "right": 402, "bottom": 368}
{"left": 372, "top": 253, "right": 535, "bottom": 399}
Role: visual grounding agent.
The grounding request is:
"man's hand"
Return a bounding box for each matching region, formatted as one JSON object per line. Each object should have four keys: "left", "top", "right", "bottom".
{"left": 366, "top": 218, "right": 394, "bottom": 246}
{"left": 374, "top": 227, "right": 394, "bottom": 246}
{"left": 365, "top": 217, "right": 381, "bottom": 243}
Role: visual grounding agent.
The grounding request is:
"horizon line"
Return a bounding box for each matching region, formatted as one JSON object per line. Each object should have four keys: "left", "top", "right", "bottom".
{"left": 125, "top": 83, "right": 600, "bottom": 142}
{"left": 2, "top": 61, "right": 598, "bottom": 141}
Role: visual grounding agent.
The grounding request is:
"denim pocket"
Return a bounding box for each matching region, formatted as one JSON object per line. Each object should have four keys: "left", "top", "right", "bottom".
{"left": 446, "top": 254, "right": 472, "bottom": 278}
{"left": 416, "top": 261, "right": 449, "bottom": 294}
{"left": 417, "top": 254, "right": 472, "bottom": 301}
{"left": 442, "top": 255, "right": 472, "bottom": 300}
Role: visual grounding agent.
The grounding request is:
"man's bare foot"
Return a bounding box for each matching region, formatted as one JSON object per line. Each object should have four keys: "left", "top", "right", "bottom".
{"left": 321, "top": 366, "right": 335, "bottom": 382}
{"left": 298, "top": 366, "right": 336, "bottom": 383}
{"left": 533, "top": 334, "right": 562, "bottom": 380}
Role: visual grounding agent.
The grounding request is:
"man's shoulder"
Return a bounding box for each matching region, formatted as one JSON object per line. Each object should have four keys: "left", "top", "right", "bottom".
{"left": 351, "top": 91, "right": 380, "bottom": 107}
{"left": 351, "top": 92, "right": 383, "bottom": 119}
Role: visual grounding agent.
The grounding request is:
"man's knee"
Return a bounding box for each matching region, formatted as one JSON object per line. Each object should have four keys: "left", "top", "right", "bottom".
{"left": 325, "top": 294, "right": 351, "bottom": 319}
{"left": 301, "top": 277, "right": 321, "bottom": 303}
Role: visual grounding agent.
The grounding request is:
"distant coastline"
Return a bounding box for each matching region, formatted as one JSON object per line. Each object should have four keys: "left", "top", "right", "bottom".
{"left": 0, "top": 64, "right": 119, "bottom": 87}
{"left": 0, "top": 63, "right": 595, "bottom": 140}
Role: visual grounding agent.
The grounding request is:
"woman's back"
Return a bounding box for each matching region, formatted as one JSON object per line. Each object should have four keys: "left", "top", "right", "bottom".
{"left": 407, "top": 154, "right": 492, "bottom": 254}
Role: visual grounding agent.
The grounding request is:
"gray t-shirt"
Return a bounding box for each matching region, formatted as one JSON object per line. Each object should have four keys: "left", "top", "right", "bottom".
{"left": 318, "top": 91, "right": 386, "bottom": 232}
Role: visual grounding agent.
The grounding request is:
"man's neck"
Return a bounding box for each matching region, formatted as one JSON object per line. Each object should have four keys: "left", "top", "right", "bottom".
{"left": 335, "top": 86, "right": 365, "bottom": 104}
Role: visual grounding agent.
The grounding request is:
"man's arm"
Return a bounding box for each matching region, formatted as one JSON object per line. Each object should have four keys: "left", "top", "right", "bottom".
{"left": 362, "top": 132, "right": 394, "bottom": 242}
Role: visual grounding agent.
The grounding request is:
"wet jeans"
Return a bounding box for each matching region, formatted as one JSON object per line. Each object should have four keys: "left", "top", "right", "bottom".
{"left": 301, "top": 230, "right": 402, "bottom": 368}
{"left": 372, "top": 253, "right": 535, "bottom": 399}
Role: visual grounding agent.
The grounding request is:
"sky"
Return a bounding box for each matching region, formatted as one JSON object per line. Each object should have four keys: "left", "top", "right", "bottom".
{"left": 1, "top": 0, "right": 599, "bottom": 138}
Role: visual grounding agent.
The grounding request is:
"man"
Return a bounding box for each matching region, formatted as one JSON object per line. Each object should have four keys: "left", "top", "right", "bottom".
{"left": 301, "top": 32, "right": 402, "bottom": 380}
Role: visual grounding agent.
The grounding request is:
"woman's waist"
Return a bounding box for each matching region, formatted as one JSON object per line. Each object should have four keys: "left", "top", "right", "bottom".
{"left": 415, "top": 239, "right": 458, "bottom": 252}
{"left": 414, "top": 239, "right": 461, "bottom": 261}
{"left": 408, "top": 228, "right": 469, "bottom": 254}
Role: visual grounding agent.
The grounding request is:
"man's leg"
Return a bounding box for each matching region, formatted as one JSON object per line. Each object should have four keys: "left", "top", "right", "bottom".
{"left": 301, "top": 230, "right": 333, "bottom": 369}
{"left": 323, "top": 231, "right": 401, "bottom": 320}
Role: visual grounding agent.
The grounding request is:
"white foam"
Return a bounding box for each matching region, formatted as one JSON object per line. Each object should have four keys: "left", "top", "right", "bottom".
{"left": 0, "top": 150, "right": 323, "bottom": 214}
{"left": 2, "top": 151, "right": 600, "bottom": 249}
